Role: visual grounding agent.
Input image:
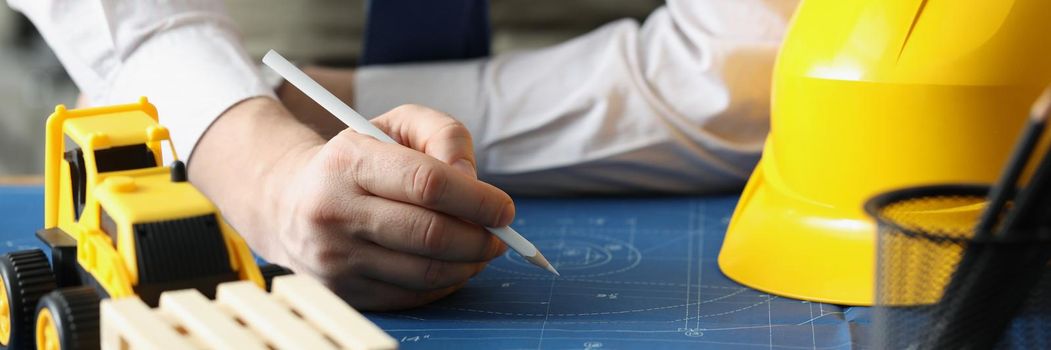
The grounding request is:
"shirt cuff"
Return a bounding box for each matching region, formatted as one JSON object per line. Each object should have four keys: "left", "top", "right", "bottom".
{"left": 100, "top": 22, "right": 275, "bottom": 164}
{"left": 354, "top": 60, "right": 487, "bottom": 140}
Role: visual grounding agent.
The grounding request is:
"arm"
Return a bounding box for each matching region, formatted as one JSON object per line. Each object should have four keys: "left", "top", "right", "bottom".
{"left": 10, "top": 0, "right": 513, "bottom": 310}
{"left": 350, "top": 0, "right": 799, "bottom": 195}
{"left": 7, "top": 0, "right": 273, "bottom": 160}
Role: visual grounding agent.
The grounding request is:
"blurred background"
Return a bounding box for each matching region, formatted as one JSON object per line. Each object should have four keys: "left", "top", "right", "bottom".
{"left": 0, "top": 0, "right": 661, "bottom": 177}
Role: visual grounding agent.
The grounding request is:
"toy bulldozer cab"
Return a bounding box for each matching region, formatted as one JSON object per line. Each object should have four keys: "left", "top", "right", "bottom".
{"left": 0, "top": 98, "right": 284, "bottom": 350}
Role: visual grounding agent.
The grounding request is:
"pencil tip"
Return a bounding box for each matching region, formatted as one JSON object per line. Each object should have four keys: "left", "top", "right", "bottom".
{"left": 524, "top": 252, "right": 560, "bottom": 276}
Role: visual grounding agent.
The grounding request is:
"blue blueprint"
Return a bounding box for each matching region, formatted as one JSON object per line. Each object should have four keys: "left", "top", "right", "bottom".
{"left": 368, "top": 197, "right": 870, "bottom": 349}
{"left": 0, "top": 186, "right": 870, "bottom": 349}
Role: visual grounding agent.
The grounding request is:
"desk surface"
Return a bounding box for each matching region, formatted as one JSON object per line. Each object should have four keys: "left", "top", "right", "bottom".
{"left": 0, "top": 186, "right": 870, "bottom": 349}
{"left": 0, "top": 176, "right": 42, "bottom": 185}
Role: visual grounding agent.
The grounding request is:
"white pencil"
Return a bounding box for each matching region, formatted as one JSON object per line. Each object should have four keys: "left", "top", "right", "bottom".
{"left": 263, "top": 49, "right": 560, "bottom": 277}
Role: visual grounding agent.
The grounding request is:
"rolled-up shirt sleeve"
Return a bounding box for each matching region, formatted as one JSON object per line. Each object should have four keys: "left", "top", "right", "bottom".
{"left": 356, "top": 0, "right": 797, "bottom": 195}
{"left": 7, "top": 0, "right": 274, "bottom": 162}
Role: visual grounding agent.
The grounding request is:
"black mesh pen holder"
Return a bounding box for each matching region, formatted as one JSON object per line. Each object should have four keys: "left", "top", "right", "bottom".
{"left": 865, "top": 184, "right": 1051, "bottom": 350}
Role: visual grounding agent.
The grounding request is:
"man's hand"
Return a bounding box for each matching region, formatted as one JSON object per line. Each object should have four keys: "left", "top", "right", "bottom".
{"left": 191, "top": 98, "right": 511, "bottom": 310}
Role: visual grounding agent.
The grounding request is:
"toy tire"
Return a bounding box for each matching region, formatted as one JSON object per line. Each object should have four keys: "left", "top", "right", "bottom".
{"left": 0, "top": 249, "right": 56, "bottom": 350}
{"left": 36, "top": 286, "right": 100, "bottom": 350}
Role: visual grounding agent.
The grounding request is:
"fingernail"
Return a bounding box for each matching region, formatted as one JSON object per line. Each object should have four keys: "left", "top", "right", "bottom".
{"left": 498, "top": 203, "right": 515, "bottom": 227}
{"left": 452, "top": 159, "right": 477, "bottom": 179}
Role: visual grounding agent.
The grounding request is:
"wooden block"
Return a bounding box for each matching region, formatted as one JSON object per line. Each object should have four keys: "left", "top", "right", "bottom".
{"left": 101, "top": 297, "right": 200, "bottom": 350}
{"left": 271, "top": 275, "right": 398, "bottom": 350}
{"left": 216, "top": 281, "right": 337, "bottom": 350}
{"left": 159, "top": 289, "right": 269, "bottom": 350}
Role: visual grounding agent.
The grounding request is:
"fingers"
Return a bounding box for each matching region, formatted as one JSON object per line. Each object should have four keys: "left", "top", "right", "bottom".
{"left": 289, "top": 247, "right": 466, "bottom": 311}
{"left": 330, "top": 131, "right": 515, "bottom": 227}
{"left": 371, "top": 104, "right": 477, "bottom": 178}
{"left": 278, "top": 202, "right": 490, "bottom": 311}
{"left": 330, "top": 277, "right": 466, "bottom": 311}
{"left": 350, "top": 243, "right": 489, "bottom": 291}
{"left": 355, "top": 196, "right": 507, "bottom": 262}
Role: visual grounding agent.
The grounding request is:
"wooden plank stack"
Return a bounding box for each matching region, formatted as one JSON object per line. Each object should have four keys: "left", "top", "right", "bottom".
{"left": 100, "top": 275, "right": 398, "bottom": 350}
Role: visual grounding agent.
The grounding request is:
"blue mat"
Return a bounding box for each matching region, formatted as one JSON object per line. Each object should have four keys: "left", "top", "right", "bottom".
{"left": 0, "top": 186, "right": 870, "bottom": 349}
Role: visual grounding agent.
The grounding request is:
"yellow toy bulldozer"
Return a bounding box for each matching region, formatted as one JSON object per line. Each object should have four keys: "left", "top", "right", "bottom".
{"left": 0, "top": 98, "right": 290, "bottom": 350}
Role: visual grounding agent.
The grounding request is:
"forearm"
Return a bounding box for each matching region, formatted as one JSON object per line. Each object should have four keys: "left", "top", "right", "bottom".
{"left": 189, "top": 97, "right": 323, "bottom": 261}
{"left": 354, "top": 0, "right": 797, "bottom": 195}
{"left": 9, "top": 0, "right": 275, "bottom": 161}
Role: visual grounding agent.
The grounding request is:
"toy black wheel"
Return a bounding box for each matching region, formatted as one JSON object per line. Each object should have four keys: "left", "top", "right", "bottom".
{"left": 0, "top": 249, "right": 57, "bottom": 350}
{"left": 260, "top": 264, "right": 293, "bottom": 291}
{"left": 35, "top": 287, "right": 100, "bottom": 350}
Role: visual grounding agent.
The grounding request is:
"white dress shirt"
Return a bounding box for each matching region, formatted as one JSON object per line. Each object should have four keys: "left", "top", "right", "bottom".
{"left": 8, "top": 0, "right": 797, "bottom": 195}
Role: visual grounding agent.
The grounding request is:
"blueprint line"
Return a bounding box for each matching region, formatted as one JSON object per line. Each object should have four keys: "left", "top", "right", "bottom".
{"left": 768, "top": 295, "right": 774, "bottom": 349}
{"left": 683, "top": 200, "right": 694, "bottom": 331}
{"left": 696, "top": 200, "right": 705, "bottom": 331}
{"left": 639, "top": 235, "right": 689, "bottom": 254}
{"left": 430, "top": 288, "right": 747, "bottom": 318}
{"left": 535, "top": 226, "right": 565, "bottom": 349}
{"left": 471, "top": 276, "right": 744, "bottom": 289}
{"left": 415, "top": 336, "right": 854, "bottom": 349}
{"left": 796, "top": 312, "right": 847, "bottom": 326}
{"left": 810, "top": 301, "right": 817, "bottom": 349}
{"left": 382, "top": 323, "right": 846, "bottom": 333}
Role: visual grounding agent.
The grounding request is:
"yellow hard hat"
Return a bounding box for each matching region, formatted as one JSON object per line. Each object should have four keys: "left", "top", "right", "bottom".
{"left": 718, "top": 0, "right": 1051, "bottom": 305}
